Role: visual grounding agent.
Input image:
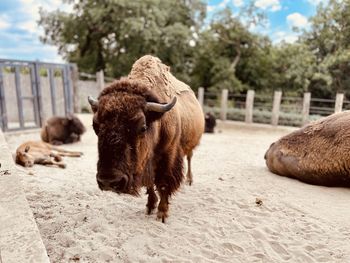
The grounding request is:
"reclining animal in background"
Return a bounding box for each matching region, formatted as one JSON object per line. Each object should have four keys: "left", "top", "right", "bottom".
{"left": 41, "top": 115, "right": 86, "bottom": 145}
{"left": 88, "top": 55, "right": 204, "bottom": 222}
{"left": 205, "top": 112, "right": 216, "bottom": 133}
{"left": 265, "top": 111, "right": 350, "bottom": 187}
{"left": 16, "top": 141, "right": 83, "bottom": 168}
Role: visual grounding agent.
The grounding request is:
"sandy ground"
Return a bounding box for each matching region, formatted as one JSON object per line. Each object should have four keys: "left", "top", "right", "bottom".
{"left": 5, "top": 115, "right": 350, "bottom": 263}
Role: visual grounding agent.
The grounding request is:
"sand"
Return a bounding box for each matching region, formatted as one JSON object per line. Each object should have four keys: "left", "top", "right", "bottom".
{"left": 5, "top": 115, "right": 350, "bottom": 263}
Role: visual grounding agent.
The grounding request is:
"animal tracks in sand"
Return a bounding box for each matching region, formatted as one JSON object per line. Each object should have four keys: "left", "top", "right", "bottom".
{"left": 4, "top": 120, "right": 350, "bottom": 262}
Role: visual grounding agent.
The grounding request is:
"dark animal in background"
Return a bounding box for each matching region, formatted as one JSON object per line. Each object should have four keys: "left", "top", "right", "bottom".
{"left": 16, "top": 141, "right": 82, "bottom": 168}
{"left": 265, "top": 111, "right": 350, "bottom": 187}
{"left": 41, "top": 115, "right": 86, "bottom": 145}
{"left": 205, "top": 112, "right": 216, "bottom": 133}
{"left": 88, "top": 55, "right": 204, "bottom": 222}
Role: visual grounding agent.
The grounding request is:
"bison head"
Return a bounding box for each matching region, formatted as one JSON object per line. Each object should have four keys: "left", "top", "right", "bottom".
{"left": 16, "top": 145, "right": 34, "bottom": 167}
{"left": 88, "top": 78, "right": 176, "bottom": 195}
{"left": 67, "top": 114, "right": 86, "bottom": 135}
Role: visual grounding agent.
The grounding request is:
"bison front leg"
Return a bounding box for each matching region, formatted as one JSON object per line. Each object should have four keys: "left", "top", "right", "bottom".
{"left": 157, "top": 185, "right": 169, "bottom": 223}
{"left": 146, "top": 187, "right": 158, "bottom": 215}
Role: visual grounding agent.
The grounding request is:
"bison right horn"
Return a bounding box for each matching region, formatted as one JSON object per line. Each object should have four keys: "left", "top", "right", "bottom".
{"left": 146, "top": 96, "right": 177, "bottom": 113}
{"left": 88, "top": 95, "right": 98, "bottom": 112}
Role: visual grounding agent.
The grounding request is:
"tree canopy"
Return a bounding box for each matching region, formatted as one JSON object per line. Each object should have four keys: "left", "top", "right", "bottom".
{"left": 39, "top": 0, "right": 350, "bottom": 98}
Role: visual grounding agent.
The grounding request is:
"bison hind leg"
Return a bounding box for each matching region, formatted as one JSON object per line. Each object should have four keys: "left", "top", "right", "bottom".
{"left": 186, "top": 150, "right": 193, "bottom": 185}
{"left": 146, "top": 187, "right": 158, "bottom": 215}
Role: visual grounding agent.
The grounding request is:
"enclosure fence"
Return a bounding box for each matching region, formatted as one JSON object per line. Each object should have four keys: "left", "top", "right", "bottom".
{"left": 197, "top": 88, "right": 348, "bottom": 127}
{"left": 0, "top": 59, "right": 74, "bottom": 131}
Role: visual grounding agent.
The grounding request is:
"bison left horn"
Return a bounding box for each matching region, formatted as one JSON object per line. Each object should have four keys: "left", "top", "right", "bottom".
{"left": 88, "top": 95, "right": 98, "bottom": 112}
{"left": 146, "top": 96, "right": 177, "bottom": 113}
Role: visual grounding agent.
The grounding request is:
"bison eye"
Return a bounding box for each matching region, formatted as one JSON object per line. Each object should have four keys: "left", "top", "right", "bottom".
{"left": 139, "top": 125, "right": 147, "bottom": 134}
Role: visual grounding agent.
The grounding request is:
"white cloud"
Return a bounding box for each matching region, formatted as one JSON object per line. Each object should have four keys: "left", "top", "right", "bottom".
{"left": 17, "top": 21, "right": 38, "bottom": 33}
{"left": 255, "top": 0, "right": 281, "bottom": 12}
{"left": 207, "top": 5, "right": 215, "bottom": 12}
{"left": 219, "top": 0, "right": 230, "bottom": 8}
{"left": 0, "top": 15, "right": 10, "bottom": 30}
{"left": 272, "top": 31, "right": 299, "bottom": 44}
{"left": 232, "top": 0, "right": 244, "bottom": 7}
{"left": 307, "top": 0, "right": 328, "bottom": 6}
{"left": 287, "top": 13, "right": 309, "bottom": 28}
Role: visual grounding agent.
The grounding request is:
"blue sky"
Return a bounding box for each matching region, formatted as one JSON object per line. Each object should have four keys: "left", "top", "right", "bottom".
{"left": 0, "top": 0, "right": 327, "bottom": 63}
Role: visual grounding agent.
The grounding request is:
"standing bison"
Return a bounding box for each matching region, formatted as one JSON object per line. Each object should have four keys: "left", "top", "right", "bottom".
{"left": 88, "top": 55, "right": 204, "bottom": 222}
{"left": 41, "top": 115, "right": 86, "bottom": 145}
{"left": 205, "top": 112, "right": 216, "bottom": 133}
{"left": 265, "top": 111, "right": 350, "bottom": 186}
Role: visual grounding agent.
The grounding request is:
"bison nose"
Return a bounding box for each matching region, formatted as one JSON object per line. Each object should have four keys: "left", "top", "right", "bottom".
{"left": 97, "top": 174, "right": 129, "bottom": 192}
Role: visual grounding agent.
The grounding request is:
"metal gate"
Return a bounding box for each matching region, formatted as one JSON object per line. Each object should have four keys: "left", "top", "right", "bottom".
{"left": 0, "top": 59, "right": 73, "bottom": 131}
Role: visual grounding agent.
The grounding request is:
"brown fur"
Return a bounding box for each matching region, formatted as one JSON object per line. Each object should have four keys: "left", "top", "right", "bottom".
{"left": 16, "top": 141, "right": 83, "bottom": 168}
{"left": 91, "top": 55, "right": 204, "bottom": 222}
{"left": 41, "top": 115, "right": 86, "bottom": 145}
{"left": 265, "top": 111, "right": 350, "bottom": 186}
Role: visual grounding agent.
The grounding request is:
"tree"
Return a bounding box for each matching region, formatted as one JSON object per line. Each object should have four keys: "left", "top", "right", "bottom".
{"left": 191, "top": 8, "right": 266, "bottom": 93}
{"left": 39, "top": 0, "right": 206, "bottom": 81}
{"left": 301, "top": 0, "right": 350, "bottom": 97}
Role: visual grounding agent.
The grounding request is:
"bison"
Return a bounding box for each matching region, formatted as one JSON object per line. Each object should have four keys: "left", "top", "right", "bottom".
{"left": 41, "top": 115, "right": 86, "bottom": 145}
{"left": 265, "top": 111, "right": 350, "bottom": 187}
{"left": 205, "top": 112, "right": 216, "bottom": 133}
{"left": 88, "top": 55, "right": 204, "bottom": 222}
{"left": 16, "top": 141, "right": 83, "bottom": 168}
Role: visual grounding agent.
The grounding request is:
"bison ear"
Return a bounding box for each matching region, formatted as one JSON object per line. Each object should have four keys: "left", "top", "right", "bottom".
{"left": 88, "top": 96, "right": 98, "bottom": 113}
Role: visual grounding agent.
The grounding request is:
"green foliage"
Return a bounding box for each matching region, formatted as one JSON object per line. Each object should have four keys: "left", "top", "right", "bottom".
{"left": 39, "top": 0, "right": 350, "bottom": 100}
{"left": 39, "top": 0, "right": 206, "bottom": 81}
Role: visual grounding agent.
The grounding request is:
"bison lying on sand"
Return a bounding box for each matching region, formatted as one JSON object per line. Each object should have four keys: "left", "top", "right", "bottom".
{"left": 16, "top": 141, "right": 83, "bottom": 168}
{"left": 88, "top": 55, "right": 204, "bottom": 222}
{"left": 265, "top": 111, "right": 350, "bottom": 186}
{"left": 41, "top": 115, "right": 86, "bottom": 145}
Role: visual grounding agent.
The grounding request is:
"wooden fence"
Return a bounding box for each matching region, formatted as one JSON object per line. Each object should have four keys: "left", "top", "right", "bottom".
{"left": 197, "top": 88, "right": 348, "bottom": 127}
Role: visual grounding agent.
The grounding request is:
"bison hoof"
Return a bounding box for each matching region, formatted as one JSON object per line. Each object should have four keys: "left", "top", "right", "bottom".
{"left": 157, "top": 211, "right": 168, "bottom": 223}
{"left": 186, "top": 178, "right": 193, "bottom": 186}
{"left": 146, "top": 205, "right": 157, "bottom": 215}
{"left": 59, "top": 163, "right": 66, "bottom": 169}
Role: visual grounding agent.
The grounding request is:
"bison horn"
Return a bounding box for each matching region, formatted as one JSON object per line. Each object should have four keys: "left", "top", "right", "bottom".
{"left": 88, "top": 95, "right": 98, "bottom": 112}
{"left": 146, "top": 96, "right": 177, "bottom": 113}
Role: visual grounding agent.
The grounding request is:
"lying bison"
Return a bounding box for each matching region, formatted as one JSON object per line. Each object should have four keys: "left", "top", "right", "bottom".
{"left": 16, "top": 141, "right": 82, "bottom": 168}
{"left": 41, "top": 115, "right": 86, "bottom": 145}
{"left": 88, "top": 55, "right": 204, "bottom": 222}
{"left": 265, "top": 111, "right": 350, "bottom": 186}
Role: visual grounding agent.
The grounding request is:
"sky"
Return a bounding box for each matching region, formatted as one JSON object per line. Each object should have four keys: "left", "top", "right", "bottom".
{"left": 0, "top": 0, "right": 327, "bottom": 63}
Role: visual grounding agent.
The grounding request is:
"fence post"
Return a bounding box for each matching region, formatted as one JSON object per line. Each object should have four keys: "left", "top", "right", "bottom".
{"left": 70, "top": 64, "right": 80, "bottom": 113}
{"left": 271, "top": 91, "right": 282, "bottom": 126}
{"left": 96, "top": 70, "right": 105, "bottom": 91}
{"left": 220, "top": 89, "right": 228, "bottom": 121}
{"left": 302, "top": 92, "right": 311, "bottom": 125}
{"left": 334, "top": 93, "right": 344, "bottom": 113}
{"left": 197, "top": 87, "right": 204, "bottom": 110}
{"left": 245, "top": 90, "right": 255, "bottom": 123}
